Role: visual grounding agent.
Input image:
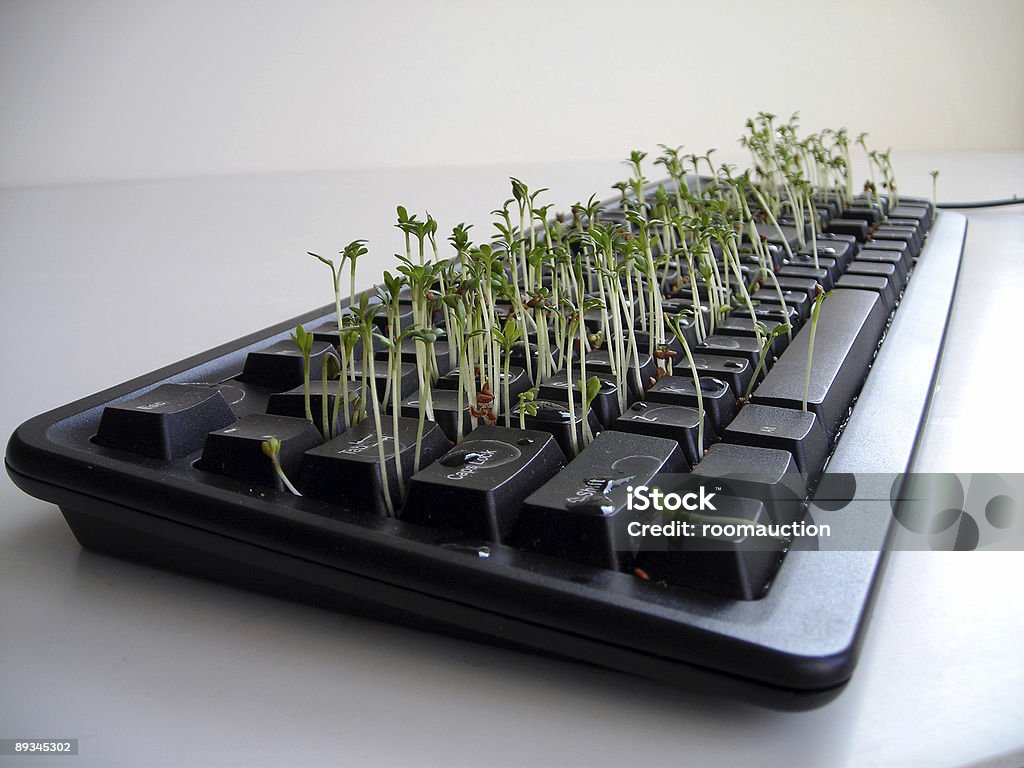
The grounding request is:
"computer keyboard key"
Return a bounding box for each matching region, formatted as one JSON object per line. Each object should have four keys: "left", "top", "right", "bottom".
{"left": 846, "top": 259, "right": 903, "bottom": 293}
{"left": 871, "top": 226, "right": 920, "bottom": 258}
{"left": 886, "top": 219, "right": 924, "bottom": 250}
{"left": 199, "top": 413, "right": 323, "bottom": 488}
{"left": 436, "top": 365, "right": 531, "bottom": 402}
{"left": 94, "top": 384, "right": 237, "bottom": 460}
{"left": 851, "top": 194, "right": 888, "bottom": 215}
{"left": 634, "top": 495, "right": 786, "bottom": 600}
{"left": 266, "top": 383, "right": 360, "bottom": 436}
{"left": 857, "top": 249, "right": 909, "bottom": 287}
{"left": 716, "top": 317, "right": 789, "bottom": 357}
{"left": 836, "top": 273, "right": 897, "bottom": 313}
{"left": 690, "top": 443, "right": 805, "bottom": 525}
{"left": 838, "top": 205, "right": 883, "bottom": 225}
{"left": 397, "top": 388, "right": 473, "bottom": 442}
{"left": 863, "top": 238, "right": 912, "bottom": 277}
{"left": 778, "top": 265, "right": 834, "bottom": 292}
{"left": 723, "top": 404, "right": 829, "bottom": 483}
{"left": 634, "top": 330, "right": 684, "bottom": 362}
{"left": 298, "top": 417, "right": 448, "bottom": 516}
{"left": 513, "top": 431, "right": 686, "bottom": 570}
{"left": 751, "top": 288, "right": 810, "bottom": 321}
{"left": 508, "top": 341, "right": 540, "bottom": 371}
{"left": 611, "top": 402, "right": 707, "bottom": 467}
{"left": 353, "top": 359, "right": 419, "bottom": 403}
{"left": 673, "top": 353, "right": 752, "bottom": 400}
{"left": 888, "top": 205, "right": 931, "bottom": 233}
{"left": 754, "top": 289, "right": 888, "bottom": 439}
{"left": 812, "top": 233, "right": 858, "bottom": 266}
{"left": 781, "top": 254, "right": 839, "bottom": 284}
{"left": 240, "top": 339, "right": 335, "bottom": 390}
{"left": 401, "top": 425, "right": 565, "bottom": 541}
{"left": 892, "top": 218, "right": 925, "bottom": 244}
{"left": 375, "top": 338, "right": 452, "bottom": 377}
{"left": 586, "top": 349, "right": 657, "bottom": 394}
{"left": 816, "top": 198, "right": 840, "bottom": 220}
{"left": 697, "top": 335, "right": 771, "bottom": 380}
{"left": 309, "top": 322, "right": 381, "bottom": 356}
{"left": 747, "top": 304, "right": 803, "bottom": 336}
{"left": 538, "top": 375, "right": 624, "bottom": 427}
{"left": 659, "top": 312, "right": 700, "bottom": 351}
{"left": 825, "top": 218, "right": 869, "bottom": 243}
{"left": 751, "top": 221, "right": 801, "bottom": 251}
{"left": 774, "top": 275, "right": 822, "bottom": 299}
{"left": 863, "top": 236, "right": 909, "bottom": 257}
{"left": 646, "top": 375, "right": 737, "bottom": 435}
{"left": 512, "top": 399, "right": 601, "bottom": 459}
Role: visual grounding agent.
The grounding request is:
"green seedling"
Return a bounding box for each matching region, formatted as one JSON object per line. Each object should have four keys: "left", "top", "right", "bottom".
{"left": 395, "top": 206, "right": 422, "bottom": 264}
{"left": 667, "top": 312, "right": 705, "bottom": 457}
{"left": 577, "top": 375, "right": 601, "bottom": 447}
{"left": 404, "top": 327, "right": 441, "bottom": 474}
{"left": 746, "top": 321, "right": 791, "bottom": 399}
{"left": 312, "top": 241, "right": 369, "bottom": 333}
{"left": 341, "top": 240, "right": 368, "bottom": 317}
{"left": 517, "top": 387, "right": 540, "bottom": 431}
{"left": 491, "top": 317, "right": 523, "bottom": 428}
{"left": 290, "top": 324, "right": 315, "bottom": 423}
{"left": 803, "top": 287, "right": 833, "bottom": 413}
{"left": 333, "top": 325, "right": 361, "bottom": 431}
{"left": 320, "top": 350, "right": 341, "bottom": 439}
{"left": 261, "top": 437, "right": 302, "bottom": 496}
{"left": 561, "top": 297, "right": 583, "bottom": 456}
{"left": 353, "top": 293, "right": 396, "bottom": 517}
{"left": 308, "top": 251, "right": 345, "bottom": 335}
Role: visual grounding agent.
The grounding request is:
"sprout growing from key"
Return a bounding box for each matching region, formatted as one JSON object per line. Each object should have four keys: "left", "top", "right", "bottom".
{"left": 261, "top": 437, "right": 302, "bottom": 496}
{"left": 667, "top": 312, "right": 705, "bottom": 457}
{"left": 290, "top": 324, "right": 315, "bottom": 423}
{"left": 517, "top": 387, "right": 540, "bottom": 431}
{"left": 491, "top": 316, "right": 523, "bottom": 428}
{"left": 353, "top": 293, "right": 396, "bottom": 516}
{"left": 404, "top": 326, "right": 441, "bottom": 474}
{"left": 333, "top": 325, "right": 361, "bottom": 431}
{"left": 309, "top": 251, "right": 345, "bottom": 334}
{"left": 320, "top": 349, "right": 341, "bottom": 439}
{"left": 341, "top": 240, "right": 368, "bottom": 316}
{"left": 309, "top": 240, "right": 368, "bottom": 336}
{"left": 803, "top": 286, "right": 833, "bottom": 413}
{"left": 578, "top": 375, "right": 601, "bottom": 447}
{"left": 746, "top": 320, "right": 792, "bottom": 399}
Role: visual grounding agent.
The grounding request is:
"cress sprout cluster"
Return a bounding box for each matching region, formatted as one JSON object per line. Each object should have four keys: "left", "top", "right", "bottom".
{"left": 262, "top": 111, "right": 905, "bottom": 515}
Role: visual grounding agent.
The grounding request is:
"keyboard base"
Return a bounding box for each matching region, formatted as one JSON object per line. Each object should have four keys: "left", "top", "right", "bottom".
{"left": 8, "top": 466, "right": 847, "bottom": 711}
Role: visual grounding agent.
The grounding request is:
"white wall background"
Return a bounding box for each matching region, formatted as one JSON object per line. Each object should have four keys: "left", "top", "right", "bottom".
{"left": 1, "top": 0, "right": 1022, "bottom": 188}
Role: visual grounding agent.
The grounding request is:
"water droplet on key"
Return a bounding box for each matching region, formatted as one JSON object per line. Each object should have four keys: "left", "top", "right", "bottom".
{"left": 700, "top": 377, "right": 726, "bottom": 393}
{"left": 531, "top": 401, "right": 572, "bottom": 422}
{"left": 439, "top": 450, "right": 483, "bottom": 467}
{"left": 517, "top": 438, "right": 534, "bottom": 446}
{"left": 568, "top": 492, "right": 616, "bottom": 515}
{"left": 437, "top": 541, "right": 492, "bottom": 558}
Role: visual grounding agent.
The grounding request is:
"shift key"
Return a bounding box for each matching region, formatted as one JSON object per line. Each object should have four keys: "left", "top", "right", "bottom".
{"left": 753, "top": 289, "right": 887, "bottom": 439}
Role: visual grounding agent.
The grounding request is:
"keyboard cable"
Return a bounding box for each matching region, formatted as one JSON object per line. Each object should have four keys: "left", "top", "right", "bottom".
{"left": 937, "top": 197, "right": 1023, "bottom": 209}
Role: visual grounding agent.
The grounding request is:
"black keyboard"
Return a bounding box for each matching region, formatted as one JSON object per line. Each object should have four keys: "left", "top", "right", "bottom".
{"left": 4, "top": 163, "right": 967, "bottom": 710}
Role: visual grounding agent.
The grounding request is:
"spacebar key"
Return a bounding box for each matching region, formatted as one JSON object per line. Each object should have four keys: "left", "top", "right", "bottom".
{"left": 753, "top": 289, "right": 887, "bottom": 439}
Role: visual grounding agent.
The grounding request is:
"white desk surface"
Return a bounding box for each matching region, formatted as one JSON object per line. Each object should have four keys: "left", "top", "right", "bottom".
{"left": 2, "top": 152, "right": 1023, "bottom": 768}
